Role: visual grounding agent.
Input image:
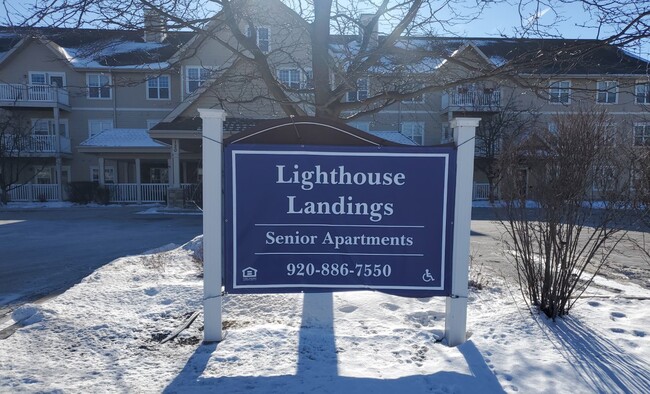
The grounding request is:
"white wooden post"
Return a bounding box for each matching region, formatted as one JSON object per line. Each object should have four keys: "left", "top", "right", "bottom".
{"left": 171, "top": 138, "right": 181, "bottom": 188}
{"left": 135, "top": 158, "right": 142, "bottom": 203}
{"left": 98, "top": 158, "right": 106, "bottom": 186}
{"left": 445, "top": 117, "right": 480, "bottom": 347}
{"left": 199, "top": 108, "right": 226, "bottom": 342}
{"left": 54, "top": 108, "right": 63, "bottom": 201}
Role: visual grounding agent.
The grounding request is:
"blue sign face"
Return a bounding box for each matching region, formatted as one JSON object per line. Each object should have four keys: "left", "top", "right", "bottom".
{"left": 224, "top": 144, "right": 456, "bottom": 296}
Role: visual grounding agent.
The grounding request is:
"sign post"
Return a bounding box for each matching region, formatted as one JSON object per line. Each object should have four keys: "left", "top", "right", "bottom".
{"left": 199, "top": 108, "right": 226, "bottom": 343}
{"left": 444, "top": 117, "right": 480, "bottom": 347}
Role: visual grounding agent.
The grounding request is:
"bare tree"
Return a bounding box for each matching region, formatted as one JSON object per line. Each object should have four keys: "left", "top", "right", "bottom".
{"left": 497, "top": 107, "right": 642, "bottom": 319}
{"left": 0, "top": 0, "right": 556, "bottom": 121}
{"left": 475, "top": 93, "right": 541, "bottom": 203}
{"left": 0, "top": 112, "right": 45, "bottom": 204}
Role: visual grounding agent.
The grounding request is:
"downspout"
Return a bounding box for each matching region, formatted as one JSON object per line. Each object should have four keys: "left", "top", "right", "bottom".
{"left": 111, "top": 68, "right": 117, "bottom": 126}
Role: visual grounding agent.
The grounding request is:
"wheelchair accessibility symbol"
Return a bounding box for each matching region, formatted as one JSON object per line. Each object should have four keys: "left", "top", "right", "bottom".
{"left": 422, "top": 269, "right": 434, "bottom": 282}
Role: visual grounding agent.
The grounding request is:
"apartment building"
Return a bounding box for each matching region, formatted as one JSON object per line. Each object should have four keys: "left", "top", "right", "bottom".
{"left": 0, "top": 4, "right": 648, "bottom": 204}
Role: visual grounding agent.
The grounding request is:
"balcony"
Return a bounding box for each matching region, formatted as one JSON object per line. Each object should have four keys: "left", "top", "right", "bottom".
{"left": 1, "top": 134, "right": 72, "bottom": 155}
{"left": 0, "top": 84, "right": 70, "bottom": 109}
{"left": 442, "top": 90, "right": 501, "bottom": 113}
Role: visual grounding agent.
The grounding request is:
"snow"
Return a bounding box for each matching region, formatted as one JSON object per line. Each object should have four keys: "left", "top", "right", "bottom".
{"left": 60, "top": 40, "right": 171, "bottom": 70}
{"left": 1, "top": 235, "right": 649, "bottom": 393}
{"left": 79, "top": 128, "right": 169, "bottom": 148}
{"left": 489, "top": 56, "right": 508, "bottom": 67}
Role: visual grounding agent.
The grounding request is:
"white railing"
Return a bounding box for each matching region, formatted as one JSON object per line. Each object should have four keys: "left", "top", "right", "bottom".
{"left": 103, "top": 183, "right": 200, "bottom": 203}
{"left": 0, "top": 84, "right": 69, "bottom": 106}
{"left": 106, "top": 184, "right": 139, "bottom": 203}
{"left": 473, "top": 183, "right": 495, "bottom": 200}
{"left": 6, "top": 184, "right": 60, "bottom": 201}
{"left": 141, "top": 183, "right": 168, "bottom": 202}
{"left": 181, "top": 183, "right": 200, "bottom": 199}
{"left": 444, "top": 91, "right": 501, "bottom": 109}
{"left": 1, "top": 135, "right": 71, "bottom": 153}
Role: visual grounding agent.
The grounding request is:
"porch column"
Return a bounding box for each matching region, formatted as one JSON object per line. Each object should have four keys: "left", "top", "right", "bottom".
{"left": 166, "top": 138, "right": 184, "bottom": 208}
{"left": 55, "top": 157, "right": 63, "bottom": 201}
{"left": 171, "top": 138, "right": 180, "bottom": 188}
{"left": 98, "top": 157, "right": 105, "bottom": 186}
{"left": 53, "top": 107, "right": 62, "bottom": 201}
{"left": 135, "top": 158, "right": 142, "bottom": 204}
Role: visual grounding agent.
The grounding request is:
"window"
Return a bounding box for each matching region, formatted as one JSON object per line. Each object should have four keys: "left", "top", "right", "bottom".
{"left": 150, "top": 168, "right": 168, "bottom": 183}
{"left": 549, "top": 80, "right": 570, "bottom": 104}
{"left": 34, "top": 167, "right": 55, "bottom": 184}
{"left": 630, "top": 166, "right": 649, "bottom": 192}
{"left": 633, "top": 123, "right": 650, "bottom": 146}
{"left": 597, "top": 81, "right": 617, "bottom": 104}
{"left": 635, "top": 82, "right": 650, "bottom": 104}
{"left": 30, "top": 73, "right": 46, "bottom": 85}
{"left": 348, "top": 122, "right": 370, "bottom": 132}
{"left": 147, "top": 75, "right": 170, "bottom": 99}
{"left": 87, "top": 73, "right": 111, "bottom": 99}
{"left": 401, "top": 121, "right": 425, "bottom": 145}
{"left": 32, "top": 120, "right": 51, "bottom": 136}
{"left": 90, "top": 166, "right": 116, "bottom": 183}
{"left": 31, "top": 119, "right": 68, "bottom": 137}
{"left": 277, "top": 69, "right": 312, "bottom": 90}
{"left": 441, "top": 125, "right": 452, "bottom": 143}
{"left": 88, "top": 119, "right": 114, "bottom": 138}
{"left": 347, "top": 78, "right": 368, "bottom": 102}
{"left": 603, "top": 124, "right": 617, "bottom": 146}
{"left": 278, "top": 69, "right": 301, "bottom": 89}
{"left": 592, "top": 166, "right": 617, "bottom": 192}
{"left": 248, "top": 27, "right": 270, "bottom": 53}
{"left": 185, "top": 66, "right": 211, "bottom": 94}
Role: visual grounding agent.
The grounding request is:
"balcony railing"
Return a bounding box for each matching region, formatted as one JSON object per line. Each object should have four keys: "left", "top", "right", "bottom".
{"left": 1, "top": 135, "right": 71, "bottom": 154}
{"left": 0, "top": 84, "right": 70, "bottom": 106}
{"left": 442, "top": 91, "right": 501, "bottom": 111}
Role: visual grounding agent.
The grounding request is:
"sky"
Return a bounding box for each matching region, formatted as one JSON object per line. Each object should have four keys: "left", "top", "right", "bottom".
{"left": 0, "top": 0, "right": 647, "bottom": 58}
{"left": 437, "top": 1, "right": 648, "bottom": 57}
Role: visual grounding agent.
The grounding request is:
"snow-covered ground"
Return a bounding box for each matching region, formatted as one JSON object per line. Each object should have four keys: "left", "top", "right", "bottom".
{"left": 0, "top": 235, "right": 648, "bottom": 393}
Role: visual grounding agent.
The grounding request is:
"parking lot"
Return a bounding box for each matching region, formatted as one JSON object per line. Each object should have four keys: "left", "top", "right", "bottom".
{"left": 0, "top": 205, "right": 202, "bottom": 308}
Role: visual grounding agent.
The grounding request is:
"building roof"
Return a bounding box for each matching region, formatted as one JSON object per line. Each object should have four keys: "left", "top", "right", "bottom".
{"left": 0, "top": 26, "right": 648, "bottom": 74}
{"left": 0, "top": 27, "right": 194, "bottom": 68}
{"left": 80, "top": 128, "right": 169, "bottom": 149}
{"left": 150, "top": 116, "right": 266, "bottom": 133}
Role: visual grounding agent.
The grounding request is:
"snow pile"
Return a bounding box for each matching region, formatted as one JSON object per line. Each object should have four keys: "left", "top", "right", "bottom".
{"left": 1, "top": 236, "right": 649, "bottom": 393}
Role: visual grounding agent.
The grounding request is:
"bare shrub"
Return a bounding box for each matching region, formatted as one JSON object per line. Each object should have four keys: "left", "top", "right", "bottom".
{"left": 497, "top": 108, "right": 641, "bottom": 319}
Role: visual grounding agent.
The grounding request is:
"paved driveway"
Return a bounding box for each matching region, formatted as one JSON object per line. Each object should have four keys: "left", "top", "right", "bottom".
{"left": 0, "top": 205, "right": 202, "bottom": 307}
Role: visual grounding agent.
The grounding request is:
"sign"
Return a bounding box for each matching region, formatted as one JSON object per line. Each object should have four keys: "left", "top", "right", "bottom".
{"left": 224, "top": 144, "right": 456, "bottom": 296}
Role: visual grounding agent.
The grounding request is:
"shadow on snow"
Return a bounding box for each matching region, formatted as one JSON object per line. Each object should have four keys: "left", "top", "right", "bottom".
{"left": 163, "top": 293, "right": 505, "bottom": 393}
{"left": 551, "top": 316, "right": 650, "bottom": 393}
